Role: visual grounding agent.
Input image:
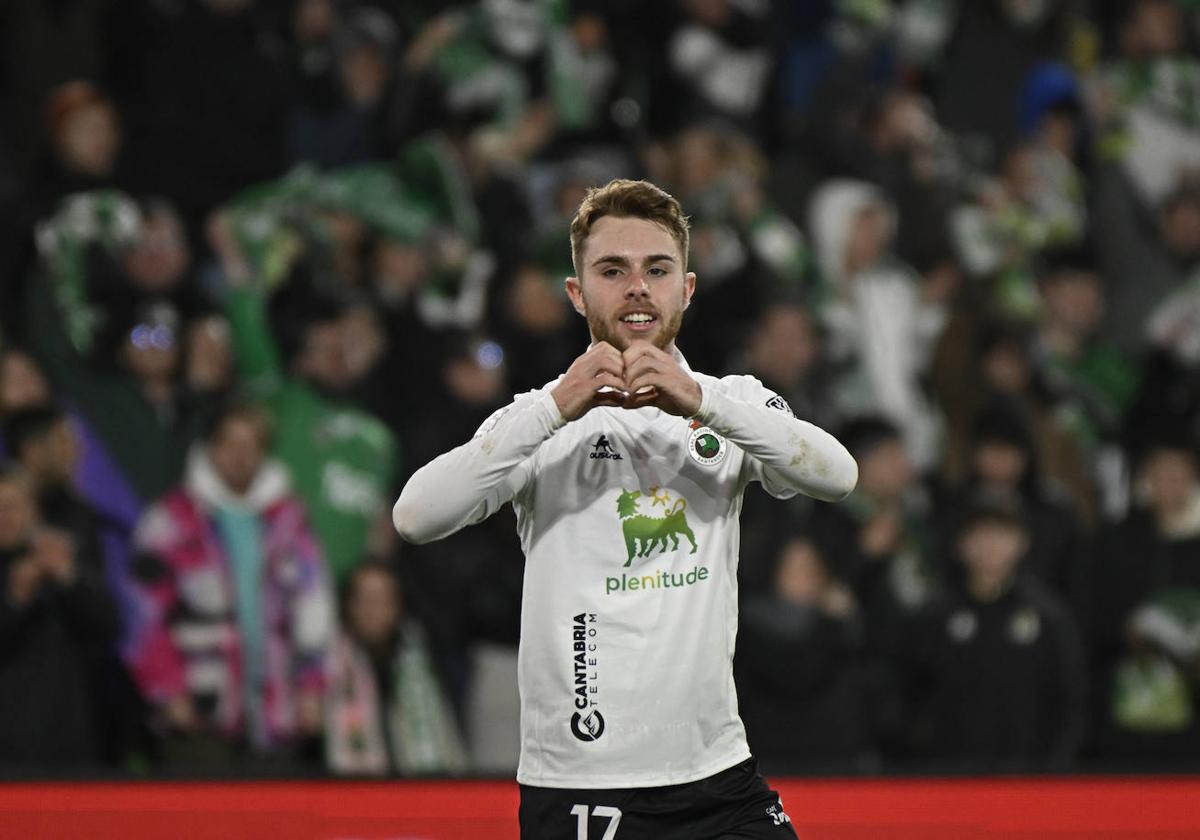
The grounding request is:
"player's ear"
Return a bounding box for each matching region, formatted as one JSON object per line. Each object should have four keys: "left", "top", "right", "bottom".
{"left": 682, "top": 271, "right": 696, "bottom": 309}
{"left": 565, "top": 276, "right": 587, "bottom": 316}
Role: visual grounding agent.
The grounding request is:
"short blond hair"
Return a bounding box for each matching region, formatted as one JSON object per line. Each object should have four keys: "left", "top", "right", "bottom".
{"left": 569, "top": 179, "right": 690, "bottom": 274}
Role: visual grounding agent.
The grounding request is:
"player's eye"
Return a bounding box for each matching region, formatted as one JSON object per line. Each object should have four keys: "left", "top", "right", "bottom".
{"left": 648, "top": 266, "right": 667, "bottom": 276}
{"left": 602, "top": 267, "right": 623, "bottom": 277}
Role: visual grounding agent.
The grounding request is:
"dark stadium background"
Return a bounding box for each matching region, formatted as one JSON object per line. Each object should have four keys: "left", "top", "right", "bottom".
{"left": 2, "top": 0, "right": 1200, "bottom": 836}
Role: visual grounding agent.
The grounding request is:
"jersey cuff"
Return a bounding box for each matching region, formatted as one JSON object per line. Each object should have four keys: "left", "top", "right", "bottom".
{"left": 692, "top": 382, "right": 728, "bottom": 430}
{"left": 535, "top": 389, "right": 568, "bottom": 432}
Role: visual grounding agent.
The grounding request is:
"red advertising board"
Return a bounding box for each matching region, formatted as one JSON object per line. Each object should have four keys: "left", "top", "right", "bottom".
{"left": 0, "top": 777, "right": 1198, "bottom": 839}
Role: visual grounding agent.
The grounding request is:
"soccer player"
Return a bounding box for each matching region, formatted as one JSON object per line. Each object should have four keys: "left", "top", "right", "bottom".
{"left": 394, "top": 180, "right": 858, "bottom": 839}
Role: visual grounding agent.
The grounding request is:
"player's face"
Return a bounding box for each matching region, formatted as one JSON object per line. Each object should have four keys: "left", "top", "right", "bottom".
{"left": 565, "top": 215, "right": 695, "bottom": 352}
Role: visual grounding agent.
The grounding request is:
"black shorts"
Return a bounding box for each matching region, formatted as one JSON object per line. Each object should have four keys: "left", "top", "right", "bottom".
{"left": 519, "top": 757, "right": 798, "bottom": 840}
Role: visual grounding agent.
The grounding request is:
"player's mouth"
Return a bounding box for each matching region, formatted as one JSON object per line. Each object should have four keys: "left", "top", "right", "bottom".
{"left": 617, "top": 311, "right": 658, "bottom": 332}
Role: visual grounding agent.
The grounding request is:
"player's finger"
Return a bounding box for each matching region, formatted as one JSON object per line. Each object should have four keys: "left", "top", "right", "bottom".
{"left": 592, "top": 372, "right": 625, "bottom": 392}
{"left": 624, "top": 372, "right": 660, "bottom": 395}
{"left": 591, "top": 342, "right": 624, "bottom": 366}
{"left": 623, "top": 356, "right": 659, "bottom": 382}
{"left": 592, "top": 389, "right": 626, "bottom": 408}
{"left": 623, "top": 386, "right": 659, "bottom": 409}
{"left": 592, "top": 355, "right": 628, "bottom": 376}
{"left": 623, "top": 341, "right": 669, "bottom": 363}
{"left": 620, "top": 342, "right": 655, "bottom": 365}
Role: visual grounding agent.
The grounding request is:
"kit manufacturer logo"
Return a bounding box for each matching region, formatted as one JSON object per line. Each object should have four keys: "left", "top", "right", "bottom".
{"left": 589, "top": 434, "right": 623, "bottom": 460}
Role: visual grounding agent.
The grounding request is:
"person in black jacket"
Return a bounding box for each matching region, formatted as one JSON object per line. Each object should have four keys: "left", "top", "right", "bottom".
{"left": 734, "top": 536, "right": 876, "bottom": 774}
{"left": 0, "top": 466, "right": 119, "bottom": 771}
{"left": 937, "top": 405, "right": 1087, "bottom": 610}
{"left": 1089, "top": 438, "right": 1200, "bottom": 762}
{"left": 905, "top": 498, "right": 1087, "bottom": 771}
{"left": 807, "top": 417, "right": 939, "bottom": 659}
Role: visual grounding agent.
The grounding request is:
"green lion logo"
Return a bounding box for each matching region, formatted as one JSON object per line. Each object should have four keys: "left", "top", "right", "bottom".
{"left": 615, "top": 488, "right": 698, "bottom": 567}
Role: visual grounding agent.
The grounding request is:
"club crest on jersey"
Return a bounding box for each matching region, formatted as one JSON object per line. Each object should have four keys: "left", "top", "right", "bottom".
{"left": 615, "top": 488, "right": 698, "bottom": 566}
{"left": 686, "top": 419, "right": 727, "bottom": 467}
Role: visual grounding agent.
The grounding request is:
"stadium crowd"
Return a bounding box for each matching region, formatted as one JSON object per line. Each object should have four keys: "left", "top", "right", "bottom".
{"left": 1, "top": 0, "right": 1199, "bottom": 778}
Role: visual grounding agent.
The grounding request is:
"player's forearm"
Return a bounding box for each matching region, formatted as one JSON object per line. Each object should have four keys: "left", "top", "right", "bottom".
{"left": 692, "top": 387, "right": 858, "bottom": 502}
{"left": 393, "top": 390, "right": 565, "bottom": 543}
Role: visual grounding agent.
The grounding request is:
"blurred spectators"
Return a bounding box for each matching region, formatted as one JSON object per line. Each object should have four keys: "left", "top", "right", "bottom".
{"left": 904, "top": 499, "right": 1087, "bottom": 771}
{"left": 394, "top": 334, "right": 524, "bottom": 709}
{"left": 928, "top": 0, "right": 1071, "bottom": 159}
{"left": 2, "top": 407, "right": 104, "bottom": 577}
{"left": 737, "top": 301, "right": 836, "bottom": 432}
{"left": 663, "top": 0, "right": 775, "bottom": 139}
{"left": 934, "top": 319, "right": 1103, "bottom": 526}
{"left": 733, "top": 301, "right": 835, "bottom": 594}
{"left": 1031, "top": 249, "right": 1137, "bottom": 454}
{"left": 0, "top": 345, "right": 144, "bottom": 591}
{"left": 809, "top": 417, "right": 937, "bottom": 657}
{"left": 326, "top": 559, "right": 467, "bottom": 776}
{"left": 288, "top": 5, "right": 407, "bottom": 168}
{"left": 115, "top": 0, "right": 290, "bottom": 232}
{"left": 125, "top": 402, "right": 333, "bottom": 769}
{"left": 1091, "top": 438, "right": 1200, "bottom": 760}
{"left": 23, "top": 193, "right": 224, "bottom": 506}
{"left": 40, "top": 81, "right": 123, "bottom": 210}
{"left": 1, "top": 0, "right": 1199, "bottom": 778}
{"left": 210, "top": 221, "right": 399, "bottom": 584}
{"left": 937, "top": 406, "right": 1086, "bottom": 608}
{"left": 0, "top": 466, "right": 119, "bottom": 771}
{"left": 809, "top": 180, "right": 948, "bottom": 469}
{"left": 1090, "top": 0, "right": 1200, "bottom": 207}
{"left": 735, "top": 537, "right": 876, "bottom": 774}
{"left": 655, "top": 121, "right": 810, "bottom": 370}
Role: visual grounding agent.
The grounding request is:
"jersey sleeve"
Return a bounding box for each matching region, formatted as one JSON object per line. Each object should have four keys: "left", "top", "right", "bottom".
{"left": 392, "top": 388, "right": 563, "bottom": 543}
{"left": 693, "top": 376, "right": 857, "bottom": 502}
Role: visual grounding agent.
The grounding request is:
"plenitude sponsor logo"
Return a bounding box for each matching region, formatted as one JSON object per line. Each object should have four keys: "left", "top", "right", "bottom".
{"left": 605, "top": 565, "right": 709, "bottom": 594}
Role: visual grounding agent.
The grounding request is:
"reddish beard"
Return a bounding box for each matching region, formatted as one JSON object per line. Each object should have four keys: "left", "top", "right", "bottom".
{"left": 584, "top": 297, "right": 686, "bottom": 351}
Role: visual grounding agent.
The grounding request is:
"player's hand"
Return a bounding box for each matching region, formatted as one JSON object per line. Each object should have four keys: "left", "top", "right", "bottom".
{"left": 551, "top": 342, "right": 628, "bottom": 421}
{"left": 620, "top": 341, "right": 703, "bottom": 417}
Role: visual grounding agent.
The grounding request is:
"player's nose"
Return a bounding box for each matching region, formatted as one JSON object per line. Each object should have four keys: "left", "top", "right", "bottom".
{"left": 624, "top": 272, "right": 650, "bottom": 297}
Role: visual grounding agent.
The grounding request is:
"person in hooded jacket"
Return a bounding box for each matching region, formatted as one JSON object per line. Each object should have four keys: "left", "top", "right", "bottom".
{"left": 125, "top": 400, "right": 334, "bottom": 768}
{"left": 807, "top": 179, "right": 948, "bottom": 471}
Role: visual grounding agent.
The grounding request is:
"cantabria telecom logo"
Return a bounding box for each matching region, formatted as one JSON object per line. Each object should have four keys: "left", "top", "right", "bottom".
{"left": 608, "top": 487, "right": 709, "bottom": 594}
{"left": 569, "top": 613, "right": 604, "bottom": 742}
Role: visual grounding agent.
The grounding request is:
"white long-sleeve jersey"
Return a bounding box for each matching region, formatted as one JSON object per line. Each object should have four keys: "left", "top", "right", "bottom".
{"left": 394, "top": 352, "right": 857, "bottom": 789}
